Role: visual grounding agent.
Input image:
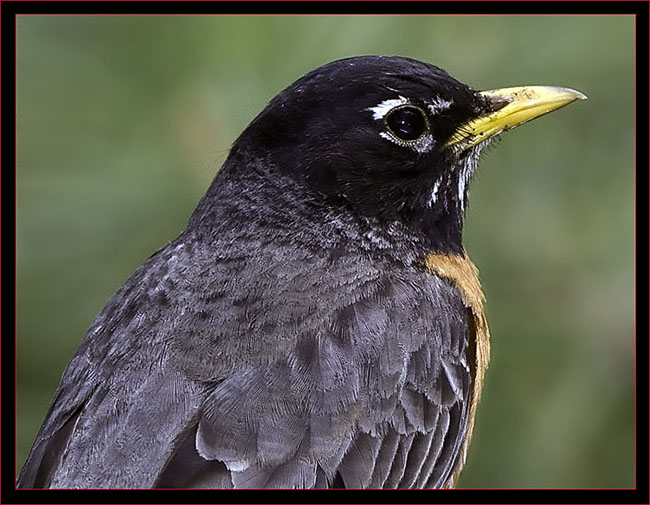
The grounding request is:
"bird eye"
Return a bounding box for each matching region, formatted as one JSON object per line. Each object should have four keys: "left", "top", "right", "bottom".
{"left": 385, "top": 106, "right": 427, "bottom": 142}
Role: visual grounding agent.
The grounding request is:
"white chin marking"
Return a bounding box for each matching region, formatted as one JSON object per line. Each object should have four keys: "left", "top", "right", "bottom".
{"left": 457, "top": 147, "right": 481, "bottom": 211}
{"left": 367, "top": 96, "right": 409, "bottom": 120}
{"left": 428, "top": 179, "right": 442, "bottom": 208}
{"left": 457, "top": 166, "right": 470, "bottom": 211}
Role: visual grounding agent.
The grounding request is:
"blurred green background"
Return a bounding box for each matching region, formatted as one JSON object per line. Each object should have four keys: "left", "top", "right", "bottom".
{"left": 16, "top": 15, "right": 635, "bottom": 488}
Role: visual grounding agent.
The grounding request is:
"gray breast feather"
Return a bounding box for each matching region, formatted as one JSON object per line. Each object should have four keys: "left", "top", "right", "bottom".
{"left": 18, "top": 238, "right": 471, "bottom": 489}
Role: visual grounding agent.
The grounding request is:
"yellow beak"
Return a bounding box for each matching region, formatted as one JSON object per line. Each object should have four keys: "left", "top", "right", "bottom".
{"left": 446, "top": 86, "right": 587, "bottom": 149}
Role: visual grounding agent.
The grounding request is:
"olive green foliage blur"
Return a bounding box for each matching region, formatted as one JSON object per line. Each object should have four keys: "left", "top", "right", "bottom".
{"left": 17, "top": 15, "right": 634, "bottom": 488}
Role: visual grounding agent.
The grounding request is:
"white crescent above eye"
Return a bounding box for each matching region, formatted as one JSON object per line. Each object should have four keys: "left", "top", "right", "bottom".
{"left": 367, "top": 96, "right": 410, "bottom": 120}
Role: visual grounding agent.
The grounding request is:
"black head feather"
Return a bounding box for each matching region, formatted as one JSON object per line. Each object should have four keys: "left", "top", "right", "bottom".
{"left": 192, "top": 56, "right": 492, "bottom": 254}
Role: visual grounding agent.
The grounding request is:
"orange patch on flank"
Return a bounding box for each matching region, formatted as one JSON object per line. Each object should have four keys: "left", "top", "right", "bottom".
{"left": 425, "top": 252, "right": 491, "bottom": 488}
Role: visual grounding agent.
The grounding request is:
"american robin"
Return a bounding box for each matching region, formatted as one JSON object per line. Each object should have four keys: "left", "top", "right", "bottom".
{"left": 18, "top": 56, "right": 585, "bottom": 489}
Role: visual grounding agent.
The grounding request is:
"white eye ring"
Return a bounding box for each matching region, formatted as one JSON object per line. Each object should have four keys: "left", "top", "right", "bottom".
{"left": 383, "top": 105, "right": 429, "bottom": 144}
{"left": 367, "top": 97, "right": 435, "bottom": 153}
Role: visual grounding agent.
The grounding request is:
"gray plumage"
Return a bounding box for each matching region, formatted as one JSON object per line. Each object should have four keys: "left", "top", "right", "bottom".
{"left": 18, "top": 56, "right": 478, "bottom": 489}
{"left": 18, "top": 157, "right": 471, "bottom": 488}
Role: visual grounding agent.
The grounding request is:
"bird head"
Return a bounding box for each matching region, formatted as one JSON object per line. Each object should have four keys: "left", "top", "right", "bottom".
{"left": 228, "top": 56, "right": 585, "bottom": 253}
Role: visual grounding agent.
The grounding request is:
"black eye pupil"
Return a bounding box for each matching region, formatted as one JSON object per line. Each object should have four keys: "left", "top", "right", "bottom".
{"left": 386, "top": 107, "right": 426, "bottom": 141}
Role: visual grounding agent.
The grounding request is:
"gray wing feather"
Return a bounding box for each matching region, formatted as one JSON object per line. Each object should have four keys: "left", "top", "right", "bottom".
{"left": 336, "top": 432, "right": 383, "bottom": 488}
{"left": 368, "top": 429, "right": 400, "bottom": 487}
{"left": 48, "top": 368, "right": 205, "bottom": 488}
{"left": 384, "top": 432, "right": 416, "bottom": 488}
{"left": 400, "top": 430, "right": 437, "bottom": 487}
